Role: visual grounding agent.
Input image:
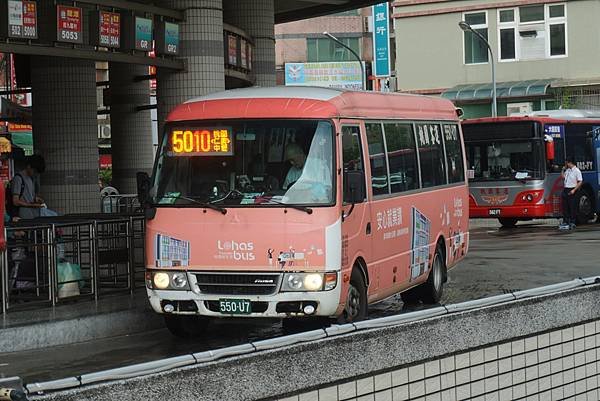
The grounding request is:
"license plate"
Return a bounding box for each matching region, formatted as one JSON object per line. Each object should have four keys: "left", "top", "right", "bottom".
{"left": 488, "top": 208, "right": 501, "bottom": 216}
{"left": 218, "top": 299, "right": 252, "bottom": 315}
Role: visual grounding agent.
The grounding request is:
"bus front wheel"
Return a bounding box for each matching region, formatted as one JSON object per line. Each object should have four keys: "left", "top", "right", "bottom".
{"left": 338, "top": 268, "right": 368, "bottom": 323}
{"left": 498, "top": 218, "right": 518, "bottom": 228}
{"left": 576, "top": 190, "right": 594, "bottom": 224}
{"left": 164, "top": 315, "right": 209, "bottom": 338}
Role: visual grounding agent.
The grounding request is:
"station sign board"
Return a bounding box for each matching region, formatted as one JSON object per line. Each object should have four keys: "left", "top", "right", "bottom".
{"left": 372, "top": 2, "right": 391, "bottom": 77}
{"left": 155, "top": 21, "right": 179, "bottom": 55}
{"left": 240, "top": 39, "right": 247, "bottom": 69}
{"left": 135, "top": 16, "right": 153, "bottom": 51}
{"left": 90, "top": 10, "right": 120, "bottom": 48}
{"left": 284, "top": 62, "right": 364, "bottom": 90}
{"left": 227, "top": 34, "right": 237, "bottom": 66}
{"left": 7, "top": 0, "right": 37, "bottom": 39}
{"left": 57, "top": 5, "right": 83, "bottom": 44}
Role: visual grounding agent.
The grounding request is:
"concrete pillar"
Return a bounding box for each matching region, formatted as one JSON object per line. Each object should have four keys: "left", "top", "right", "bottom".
{"left": 156, "top": 0, "right": 225, "bottom": 132}
{"left": 109, "top": 63, "right": 153, "bottom": 193}
{"left": 223, "top": 0, "right": 276, "bottom": 87}
{"left": 31, "top": 57, "right": 98, "bottom": 214}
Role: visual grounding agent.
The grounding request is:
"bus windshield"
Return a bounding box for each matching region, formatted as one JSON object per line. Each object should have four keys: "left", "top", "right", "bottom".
{"left": 152, "top": 119, "right": 335, "bottom": 207}
{"left": 466, "top": 139, "right": 543, "bottom": 181}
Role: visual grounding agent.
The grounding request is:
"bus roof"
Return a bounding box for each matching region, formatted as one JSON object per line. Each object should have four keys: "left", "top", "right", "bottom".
{"left": 166, "top": 86, "right": 458, "bottom": 122}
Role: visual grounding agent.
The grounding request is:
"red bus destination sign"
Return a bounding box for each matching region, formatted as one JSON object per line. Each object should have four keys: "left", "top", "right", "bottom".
{"left": 57, "top": 5, "right": 83, "bottom": 44}
{"left": 90, "top": 10, "right": 120, "bottom": 48}
{"left": 7, "top": 0, "right": 37, "bottom": 39}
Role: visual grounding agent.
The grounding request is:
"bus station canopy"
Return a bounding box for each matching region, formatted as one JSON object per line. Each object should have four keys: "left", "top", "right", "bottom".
{"left": 441, "top": 79, "right": 554, "bottom": 102}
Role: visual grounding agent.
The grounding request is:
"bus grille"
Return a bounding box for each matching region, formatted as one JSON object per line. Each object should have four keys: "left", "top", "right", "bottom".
{"left": 195, "top": 272, "right": 281, "bottom": 295}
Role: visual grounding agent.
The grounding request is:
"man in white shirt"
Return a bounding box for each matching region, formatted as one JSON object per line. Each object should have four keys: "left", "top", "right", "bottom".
{"left": 283, "top": 144, "right": 306, "bottom": 190}
{"left": 561, "top": 156, "right": 583, "bottom": 228}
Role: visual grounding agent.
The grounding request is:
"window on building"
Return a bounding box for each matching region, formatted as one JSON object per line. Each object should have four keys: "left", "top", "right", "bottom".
{"left": 497, "top": 4, "right": 566, "bottom": 62}
{"left": 519, "top": 5, "right": 544, "bottom": 23}
{"left": 307, "top": 37, "right": 360, "bottom": 62}
{"left": 383, "top": 123, "right": 418, "bottom": 193}
{"left": 366, "top": 123, "right": 389, "bottom": 195}
{"left": 498, "top": 9, "right": 516, "bottom": 61}
{"left": 548, "top": 5, "right": 566, "bottom": 56}
{"left": 463, "top": 12, "right": 488, "bottom": 64}
{"left": 331, "top": 9, "right": 360, "bottom": 16}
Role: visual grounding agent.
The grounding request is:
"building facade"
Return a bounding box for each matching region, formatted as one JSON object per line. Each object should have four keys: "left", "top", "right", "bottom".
{"left": 393, "top": 0, "right": 600, "bottom": 117}
{"left": 275, "top": 7, "right": 396, "bottom": 90}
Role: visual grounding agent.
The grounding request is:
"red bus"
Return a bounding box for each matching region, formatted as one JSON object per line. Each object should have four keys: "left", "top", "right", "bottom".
{"left": 463, "top": 110, "right": 600, "bottom": 227}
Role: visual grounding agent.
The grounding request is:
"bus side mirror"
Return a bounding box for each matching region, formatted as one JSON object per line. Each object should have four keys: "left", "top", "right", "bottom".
{"left": 136, "top": 172, "right": 151, "bottom": 206}
{"left": 344, "top": 170, "right": 366, "bottom": 204}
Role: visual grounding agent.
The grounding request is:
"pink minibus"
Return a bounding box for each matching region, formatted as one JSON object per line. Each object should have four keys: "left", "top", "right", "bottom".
{"left": 137, "top": 87, "right": 469, "bottom": 336}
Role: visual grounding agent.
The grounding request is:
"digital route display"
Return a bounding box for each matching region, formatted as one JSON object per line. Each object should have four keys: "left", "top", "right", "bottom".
{"left": 169, "top": 128, "right": 233, "bottom": 156}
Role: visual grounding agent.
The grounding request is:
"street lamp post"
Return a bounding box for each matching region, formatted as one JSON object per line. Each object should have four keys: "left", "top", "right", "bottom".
{"left": 323, "top": 31, "right": 365, "bottom": 91}
{"left": 459, "top": 21, "right": 497, "bottom": 117}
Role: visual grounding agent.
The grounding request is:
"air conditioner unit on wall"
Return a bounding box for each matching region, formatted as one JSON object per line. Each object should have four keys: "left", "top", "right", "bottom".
{"left": 98, "top": 125, "right": 111, "bottom": 139}
{"left": 507, "top": 102, "right": 533, "bottom": 116}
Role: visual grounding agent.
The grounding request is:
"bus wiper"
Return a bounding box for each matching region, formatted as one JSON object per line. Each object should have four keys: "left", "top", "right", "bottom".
{"left": 162, "top": 194, "right": 227, "bottom": 214}
{"left": 266, "top": 199, "right": 313, "bottom": 214}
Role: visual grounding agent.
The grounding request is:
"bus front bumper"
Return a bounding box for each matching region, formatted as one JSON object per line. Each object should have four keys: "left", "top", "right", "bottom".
{"left": 146, "top": 286, "right": 342, "bottom": 319}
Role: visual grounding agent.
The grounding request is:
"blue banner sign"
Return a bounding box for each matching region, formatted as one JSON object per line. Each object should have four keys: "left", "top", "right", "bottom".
{"left": 372, "top": 2, "right": 390, "bottom": 77}
{"left": 164, "top": 22, "right": 179, "bottom": 55}
{"left": 135, "top": 16, "right": 152, "bottom": 51}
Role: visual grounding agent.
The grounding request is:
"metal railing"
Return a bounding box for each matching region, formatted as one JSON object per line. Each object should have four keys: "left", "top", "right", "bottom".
{"left": 0, "top": 216, "right": 146, "bottom": 314}
{"left": 100, "top": 194, "right": 141, "bottom": 214}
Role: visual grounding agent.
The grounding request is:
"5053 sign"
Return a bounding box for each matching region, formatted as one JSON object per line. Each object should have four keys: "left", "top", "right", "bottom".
{"left": 57, "top": 5, "right": 83, "bottom": 44}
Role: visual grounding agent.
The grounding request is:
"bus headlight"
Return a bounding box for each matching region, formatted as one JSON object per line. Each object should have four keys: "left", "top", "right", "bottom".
{"left": 148, "top": 271, "right": 190, "bottom": 290}
{"left": 171, "top": 272, "right": 188, "bottom": 289}
{"left": 304, "top": 274, "right": 323, "bottom": 291}
{"left": 153, "top": 272, "right": 170, "bottom": 289}
{"left": 281, "top": 272, "right": 337, "bottom": 292}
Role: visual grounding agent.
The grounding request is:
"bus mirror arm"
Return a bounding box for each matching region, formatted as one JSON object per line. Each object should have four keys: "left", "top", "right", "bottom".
{"left": 342, "top": 170, "right": 366, "bottom": 221}
{"left": 342, "top": 200, "right": 356, "bottom": 221}
{"left": 136, "top": 172, "right": 151, "bottom": 207}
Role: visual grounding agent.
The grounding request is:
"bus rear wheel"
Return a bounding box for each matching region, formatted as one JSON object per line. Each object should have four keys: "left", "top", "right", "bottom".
{"left": 164, "top": 315, "right": 209, "bottom": 338}
{"left": 337, "top": 268, "right": 368, "bottom": 324}
{"left": 576, "top": 190, "right": 594, "bottom": 224}
{"left": 498, "top": 218, "right": 518, "bottom": 228}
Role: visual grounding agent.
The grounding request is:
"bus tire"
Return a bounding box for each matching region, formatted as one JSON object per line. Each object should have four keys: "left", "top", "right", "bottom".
{"left": 164, "top": 315, "right": 208, "bottom": 338}
{"left": 575, "top": 190, "right": 594, "bottom": 225}
{"left": 498, "top": 218, "right": 518, "bottom": 228}
{"left": 338, "top": 268, "right": 368, "bottom": 323}
{"left": 419, "top": 245, "right": 445, "bottom": 304}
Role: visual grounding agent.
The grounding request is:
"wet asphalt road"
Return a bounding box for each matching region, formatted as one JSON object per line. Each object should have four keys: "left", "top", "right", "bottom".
{"left": 3, "top": 220, "right": 600, "bottom": 384}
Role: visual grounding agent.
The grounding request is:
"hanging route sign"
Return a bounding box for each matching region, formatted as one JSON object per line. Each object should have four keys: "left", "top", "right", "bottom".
{"left": 7, "top": 0, "right": 37, "bottom": 39}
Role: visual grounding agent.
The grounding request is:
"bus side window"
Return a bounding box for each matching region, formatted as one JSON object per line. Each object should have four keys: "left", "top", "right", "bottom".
{"left": 415, "top": 123, "right": 447, "bottom": 188}
{"left": 443, "top": 124, "right": 466, "bottom": 184}
{"left": 342, "top": 126, "right": 365, "bottom": 203}
{"left": 383, "top": 122, "right": 418, "bottom": 193}
{"left": 366, "top": 122, "right": 390, "bottom": 196}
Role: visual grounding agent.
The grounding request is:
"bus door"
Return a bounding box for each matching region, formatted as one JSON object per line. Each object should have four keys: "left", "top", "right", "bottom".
{"left": 593, "top": 125, "right": 600, "bottom": 189}
{"left": 340, "top": 123, "right": 372, "bottom": 291}
{"left": 544, "top": 124, "right": 566, "bottom": 215}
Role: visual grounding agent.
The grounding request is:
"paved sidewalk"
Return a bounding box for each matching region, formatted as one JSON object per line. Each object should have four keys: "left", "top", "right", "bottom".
{"left": 1, "top": 290, "right": 162, "bottom": 353}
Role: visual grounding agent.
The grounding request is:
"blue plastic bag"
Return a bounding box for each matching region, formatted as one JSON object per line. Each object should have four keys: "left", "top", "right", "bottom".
{"left": 57, "top": 262, "right": 84, "bottom": 289}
